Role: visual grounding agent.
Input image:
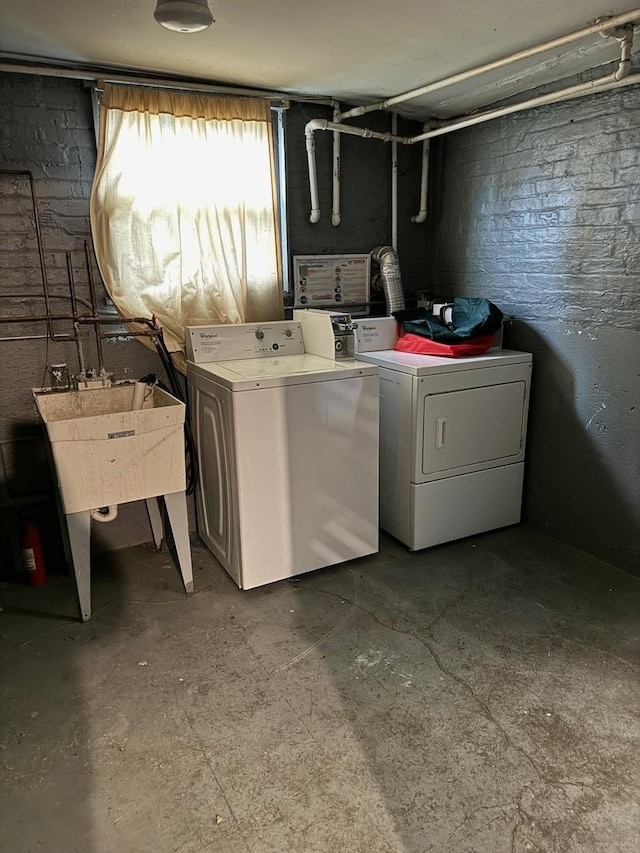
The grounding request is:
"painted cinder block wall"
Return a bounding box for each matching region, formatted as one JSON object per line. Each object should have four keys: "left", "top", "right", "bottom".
{"left": 426, "top": 85, "right": 640, "bottom": 573}
{"left": 0, "top": 73, "right": 172, "bottom": 570}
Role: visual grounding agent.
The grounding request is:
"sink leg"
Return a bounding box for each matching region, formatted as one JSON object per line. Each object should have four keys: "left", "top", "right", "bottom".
{"left": 66, "top": 510, "right": 92, "bottom": 622}
{"left": 164, "top": 491, "right": 194, "bottom": 594}
{"left": 145, "top": 497, "right": 164, "bottom": 550}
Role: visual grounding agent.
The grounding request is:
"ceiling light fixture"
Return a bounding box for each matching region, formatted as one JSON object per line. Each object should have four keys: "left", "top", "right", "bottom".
{"left": 154, "top": 0, "right": 214, "bottom": 34}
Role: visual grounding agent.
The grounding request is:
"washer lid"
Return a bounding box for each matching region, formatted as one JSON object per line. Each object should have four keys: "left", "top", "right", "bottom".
{"left": 356, "top": 348, "right": 532, "bottom": 376}
{"left": 188, "top": 353, "right": 377, "bottom": 390}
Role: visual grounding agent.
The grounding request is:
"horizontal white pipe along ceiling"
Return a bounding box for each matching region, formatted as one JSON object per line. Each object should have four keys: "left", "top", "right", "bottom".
{"left": 304, "top": 13, "right": 639, "bottom": 226}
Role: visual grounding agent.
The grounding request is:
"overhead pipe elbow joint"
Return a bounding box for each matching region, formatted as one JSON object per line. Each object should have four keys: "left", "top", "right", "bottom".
{"left": 305, "top": 120, "right": 327, "bottom": 224}
{"left": 305, "top": 118, "right": 329, "bottom": 136}
{"left": 614, "top": 26, "right": 634, "bottom": 80}
{"left": 332, "top": 102, "right": 341, "bottom": 227}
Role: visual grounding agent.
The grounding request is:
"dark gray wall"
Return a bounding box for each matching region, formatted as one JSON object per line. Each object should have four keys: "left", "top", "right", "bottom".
{"left": 0, "top": 73, "right": 169, "bottom": 572}
{"left": 427, "top": 86, "right": 640, "bottom": 573}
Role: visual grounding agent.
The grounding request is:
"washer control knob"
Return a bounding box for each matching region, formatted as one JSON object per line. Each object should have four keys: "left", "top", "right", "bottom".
{"left": 284, "top": 328, "right": 292, "bottom": 338}
{"left": 255, "top": 329, "right": 265, "bottom": 341}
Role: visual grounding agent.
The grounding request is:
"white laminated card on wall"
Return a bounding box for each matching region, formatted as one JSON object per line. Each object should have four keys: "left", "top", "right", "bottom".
{"left": 293, "top": 254, "right": 370, "bottom": 309}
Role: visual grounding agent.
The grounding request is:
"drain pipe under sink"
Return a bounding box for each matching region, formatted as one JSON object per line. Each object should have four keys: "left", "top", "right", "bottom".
{"left": 412, "top": 134, "right": 430, "bottom": 224}
{"left": 90, "top": 506, "right": 119, "bottom": 523}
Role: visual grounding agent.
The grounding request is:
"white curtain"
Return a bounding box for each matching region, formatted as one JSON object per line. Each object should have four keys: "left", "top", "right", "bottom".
{"left": 90, "top": 85, "right": 283, "bottom": 351}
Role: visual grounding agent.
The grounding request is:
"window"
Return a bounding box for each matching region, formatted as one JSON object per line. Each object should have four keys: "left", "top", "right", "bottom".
{"left": 90, "top": 84, "right": 283, "bottom": 351}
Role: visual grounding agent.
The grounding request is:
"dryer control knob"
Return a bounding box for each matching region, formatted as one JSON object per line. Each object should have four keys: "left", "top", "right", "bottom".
{"left": 255, "top": 329, "right": 265, "bottom": 340}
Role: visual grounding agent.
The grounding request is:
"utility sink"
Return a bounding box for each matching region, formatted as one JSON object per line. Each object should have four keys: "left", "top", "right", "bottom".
{"left": 34, "top": 382, "right": 193, "bottom": 623}
{"left": 34, "top": 384, "right": 186, "bottom": 514}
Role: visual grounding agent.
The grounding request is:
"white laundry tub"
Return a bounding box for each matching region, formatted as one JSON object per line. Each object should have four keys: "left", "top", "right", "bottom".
{"left": 34, "top": 384, "right": 186, "bottom": 514}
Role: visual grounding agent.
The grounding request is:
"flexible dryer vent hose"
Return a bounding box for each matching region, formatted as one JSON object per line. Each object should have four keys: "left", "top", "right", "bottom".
{"left": 372, "top": 246, "right": 405, "bottom": 315}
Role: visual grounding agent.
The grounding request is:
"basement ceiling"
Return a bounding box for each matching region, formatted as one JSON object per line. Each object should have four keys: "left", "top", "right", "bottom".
{"left": 1, "top": 1, "right": 639, "bottom": 119}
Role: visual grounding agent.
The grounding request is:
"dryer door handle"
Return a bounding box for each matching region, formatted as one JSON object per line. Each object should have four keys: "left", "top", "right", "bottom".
{"left": 436, "top": 417, "right": 447, "bottom": 449}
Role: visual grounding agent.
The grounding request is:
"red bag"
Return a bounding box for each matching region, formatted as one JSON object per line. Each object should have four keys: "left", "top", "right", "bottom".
{"left": 394, "top": 331, "right": 495, "bottom": 358}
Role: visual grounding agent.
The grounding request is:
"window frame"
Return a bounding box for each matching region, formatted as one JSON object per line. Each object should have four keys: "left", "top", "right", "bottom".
{"left": 90, "top": 84, "right": 290, "bottom": 296}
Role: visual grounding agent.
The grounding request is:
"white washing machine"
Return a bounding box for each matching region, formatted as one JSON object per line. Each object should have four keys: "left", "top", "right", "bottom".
{"left": 186, "top": 320, "right": 379, "bottom": 589}
{"left": 355, "top": 319, "right": 532, "bottom": 550}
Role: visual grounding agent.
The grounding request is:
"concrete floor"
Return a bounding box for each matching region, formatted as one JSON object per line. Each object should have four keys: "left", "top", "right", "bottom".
{"left": 1, "top": 526, "right": 639, "bottom": 853}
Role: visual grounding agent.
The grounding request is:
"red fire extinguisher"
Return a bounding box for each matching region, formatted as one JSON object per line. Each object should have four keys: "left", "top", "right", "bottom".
{"left": 20, "top": 522, "right": 47, "bottom": 586}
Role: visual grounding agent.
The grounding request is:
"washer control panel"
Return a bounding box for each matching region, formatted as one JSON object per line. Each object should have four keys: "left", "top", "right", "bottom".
{"left": 186, "top": 321, "right": 305, "bottom": 363}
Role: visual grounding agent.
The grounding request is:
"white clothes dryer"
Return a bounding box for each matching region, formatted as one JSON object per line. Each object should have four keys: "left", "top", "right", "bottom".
{"left": 355, "top": 319, "right": 532, "bottom": 550}
{"left": 186, "top": 320, "right": 379, "bottom": 589}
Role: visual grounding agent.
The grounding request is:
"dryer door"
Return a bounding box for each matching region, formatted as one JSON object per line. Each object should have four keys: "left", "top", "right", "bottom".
{"left": 421, "top": 381, "right": 527, "bottom": 477}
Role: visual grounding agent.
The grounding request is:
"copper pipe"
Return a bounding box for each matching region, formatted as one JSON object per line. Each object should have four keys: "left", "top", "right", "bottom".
{"left": 84, "top": 240, "right": 105, "bottom": 373}
{"left": 0, "top": 169, "right": 64, "bottom": 341}
{"left": 0, "top": 313, "right": 154, "bottom": 326}
{"left": 0, "top": 328, "right": 157, "bottom": 342}
{"left": 66, "top": 251, "right": 87, "bottom": 374}
{"left": 0, "top": 171, "right": 158, "bottom": 353}
{"left": 81, "top": 316, "right": 158, "bottom": 328}
{"left": 66, "top": 252, "right": 79, "bottom": 318}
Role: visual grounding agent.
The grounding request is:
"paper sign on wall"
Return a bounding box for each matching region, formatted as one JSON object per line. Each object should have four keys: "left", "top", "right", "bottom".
{"left": 293, "top": 254, "right": 371, "bottom": 309}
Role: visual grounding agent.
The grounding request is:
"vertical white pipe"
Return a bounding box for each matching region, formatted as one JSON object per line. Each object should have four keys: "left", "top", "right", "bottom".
{"left": 305, "top": 126, "right": 321, "bottom": 224}
{"left": 391, "top": 113, "right": 398, "bottom": 252}
{"left": 332, "top": 102, "right": 341, "bottom": 226}
{"left": 412, "top": 132, "right": 430, "bottom": 224}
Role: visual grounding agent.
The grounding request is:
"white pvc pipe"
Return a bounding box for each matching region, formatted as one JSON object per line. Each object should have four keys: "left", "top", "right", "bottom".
{"left": 306, "top": 118, "right": 412, "bottom": 144}
{"left": 391, "top": 113, "right": 398, "bottom": 252}
{"left": 412, "top": 134, "right": 430, "bottom": 224}
{"left": 305, "top": 119, "right": 412, "bottom": 223}
{"left": 332, "top": 102, "right": 341, "bottom": 226}
{"left": 410, "top": 44, "right": 634, "bottom": 144}
{"left": 305, "top": 126, "right": 321, "bottom": 223}
{"left": 306, "top": 36, "right": 636, "bottom": 225}
{"left": 337, "top": 9, "right": 640, "bottom": 120}
{"left": 91, "top": 505, "right": 119, "bottom": 523}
